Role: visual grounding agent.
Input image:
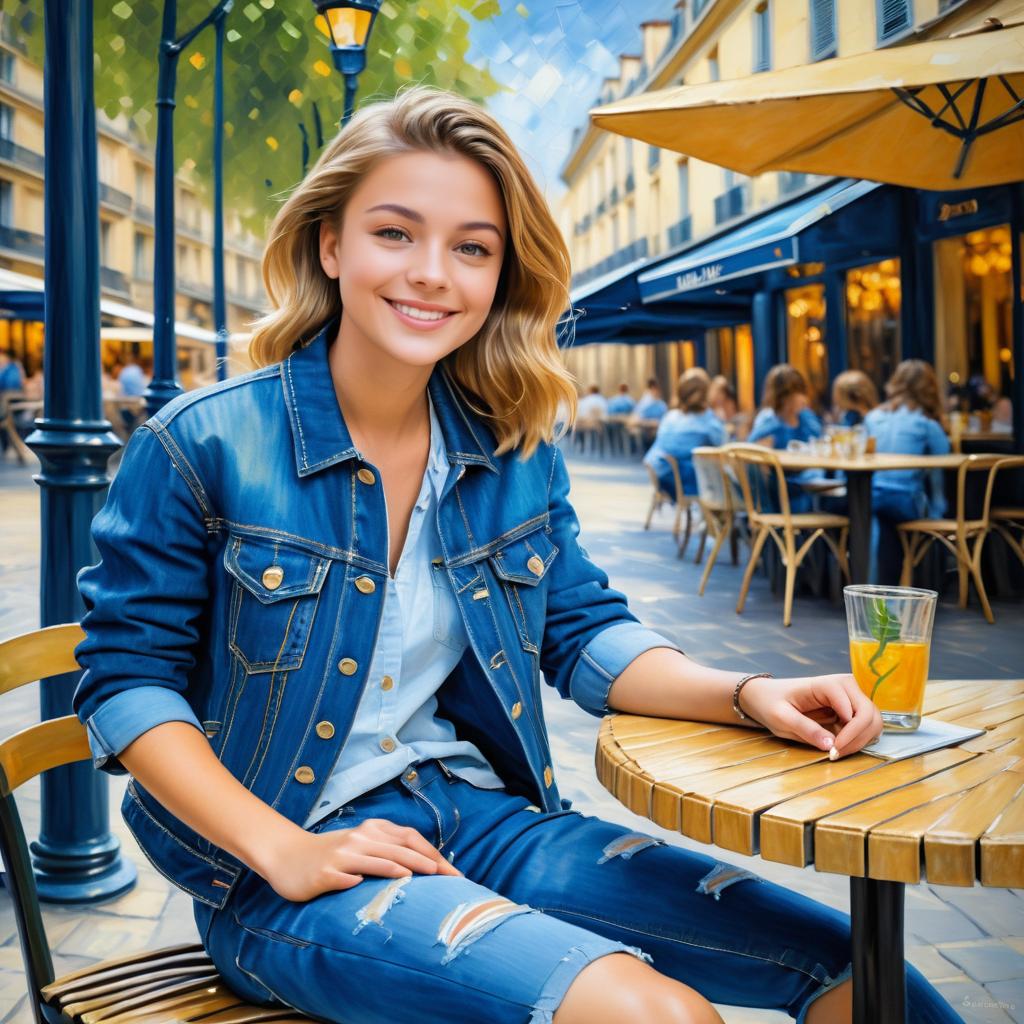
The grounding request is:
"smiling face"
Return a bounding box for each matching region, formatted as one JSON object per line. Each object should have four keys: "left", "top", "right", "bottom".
{"left": 319, "top": 149, "right": 508, "bottom": 373}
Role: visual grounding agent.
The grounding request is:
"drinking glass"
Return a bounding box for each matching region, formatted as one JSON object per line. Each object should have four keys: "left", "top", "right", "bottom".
{"left": 844, "top": 585, "right": 937, "bottom": 731}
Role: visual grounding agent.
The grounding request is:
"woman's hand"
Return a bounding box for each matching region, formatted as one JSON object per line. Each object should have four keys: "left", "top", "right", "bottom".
{"left": 261, "top": 818, "right": 462, "bottom": 903}
{"left": 738, "top": 673, "right": 883, "bottom": 758}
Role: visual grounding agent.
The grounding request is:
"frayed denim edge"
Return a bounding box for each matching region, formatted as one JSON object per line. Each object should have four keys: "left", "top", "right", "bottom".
{"left": 528, "top": 942, "right": 653, "bottom": 1023}
{"left": 794, "top": 962, "right": 853, "bottom": 1024}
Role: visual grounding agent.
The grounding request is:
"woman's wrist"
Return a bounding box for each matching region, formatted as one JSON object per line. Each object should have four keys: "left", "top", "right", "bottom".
{"left": 734, "top": 672, "right": 774, "bottom": 727}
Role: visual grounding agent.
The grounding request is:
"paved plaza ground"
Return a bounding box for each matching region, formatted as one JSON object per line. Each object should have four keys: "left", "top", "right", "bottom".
{"left": 1, "top": 447, "right": 1022, "bottom": 1024}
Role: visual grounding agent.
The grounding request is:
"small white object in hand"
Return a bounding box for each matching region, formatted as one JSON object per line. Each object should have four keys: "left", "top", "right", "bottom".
{"left": 828, "top": 747, "right": 839, "bottom": 761}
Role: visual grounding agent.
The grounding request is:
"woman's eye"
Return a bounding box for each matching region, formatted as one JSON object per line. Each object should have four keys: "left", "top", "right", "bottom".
{"left": 458, "top": 242, "right": 490, "bottom": 258}
{"left": 376, "top": 226, "right": 408, "bottom": 242}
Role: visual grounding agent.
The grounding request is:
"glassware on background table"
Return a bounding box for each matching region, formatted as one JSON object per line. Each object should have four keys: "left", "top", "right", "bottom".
{"left": 844, "top": 585, "right": 937, "bottom": 731}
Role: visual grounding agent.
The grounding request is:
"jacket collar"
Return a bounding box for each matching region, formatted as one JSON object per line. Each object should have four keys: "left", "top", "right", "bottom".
{"left": 281, "top": 316, "right": 498, "bottom": 478}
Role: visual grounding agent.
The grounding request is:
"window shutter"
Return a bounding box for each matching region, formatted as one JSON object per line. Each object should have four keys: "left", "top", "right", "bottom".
{"left": 809, "top": 0, "right": 836, "bottom": 60}
{"left": 753, "top": 3, "right": 771, "bottom": 72}
{"left": 877, "top": 0, "right": 911, "bottom": 41}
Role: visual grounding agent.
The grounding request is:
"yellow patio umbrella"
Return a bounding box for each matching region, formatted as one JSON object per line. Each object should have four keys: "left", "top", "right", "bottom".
{"left": 590, "top": 8, "right": 1024, "bottom": 191}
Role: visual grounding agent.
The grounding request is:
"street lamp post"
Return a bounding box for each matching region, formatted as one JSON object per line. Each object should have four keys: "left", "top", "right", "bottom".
{"left": 151, "top": 0, "right": 233, "bottom": 414}
{"left": 309, "top": 0, "right": 382, "bottom": 128}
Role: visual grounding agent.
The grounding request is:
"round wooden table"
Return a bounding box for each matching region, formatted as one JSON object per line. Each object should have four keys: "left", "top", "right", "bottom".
{"left": 596, "top": 678, "right": 1024, "bottom": 1024}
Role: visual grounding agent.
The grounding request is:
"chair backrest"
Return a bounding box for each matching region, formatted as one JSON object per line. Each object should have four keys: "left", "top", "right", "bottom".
{"left": 0, "top": 623, "right": 89, "bottom": 1013}
{"left": 726, "top": 443, "right": 791, "bottom": 521}
{"left": 951, "top": 454, "right": 1019, "bottom": 529}
{"left": 692, "top": 447, "right": 732, "bottom": 512}
{"left": 662, "top": 453, "right": 685, "bottom": 503}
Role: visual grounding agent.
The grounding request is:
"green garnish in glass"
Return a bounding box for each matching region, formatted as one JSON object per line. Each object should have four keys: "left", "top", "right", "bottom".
{"left": 866, "top": 597, "right": 902, "bottom": 700}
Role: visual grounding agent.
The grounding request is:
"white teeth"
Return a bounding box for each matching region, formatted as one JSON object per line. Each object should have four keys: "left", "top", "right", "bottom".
{"left": 390, "top": 301, "right": 450, "bottom": 322}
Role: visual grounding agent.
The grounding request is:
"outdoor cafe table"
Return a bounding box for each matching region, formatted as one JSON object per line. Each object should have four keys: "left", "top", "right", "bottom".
{"left": 773, "top": 451, "right": 969, "bottom": 585}
{"left": 596, "top": 678, "right": 1024, "bottom": 1024}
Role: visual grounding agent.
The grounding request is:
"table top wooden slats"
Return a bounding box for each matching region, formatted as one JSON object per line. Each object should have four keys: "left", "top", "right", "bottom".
{"left": 596, "top": 678, "right": 1024, "bottom": 890}
{"left": 772, "top": 452, "right": 971, "bottom": 473}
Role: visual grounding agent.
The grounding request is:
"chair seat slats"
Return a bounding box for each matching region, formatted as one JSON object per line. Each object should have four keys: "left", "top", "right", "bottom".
{"left": 46, "top": 959, "right": 216, "bottom": 1003}
{"left": 86, "top": 987, "right": 241, "bottom": 1024}
{"left": 63, "top": 973, "right": 221, "bottom": 1015}
{"left": 42, "top": 944, "right": 208, "bottom": 997}
{"left": 78, "top": 977, "right": 235, "bottom": 1023}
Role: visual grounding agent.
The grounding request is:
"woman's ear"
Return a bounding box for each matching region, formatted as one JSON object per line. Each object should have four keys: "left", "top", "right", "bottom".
{"left": 319, "top": 219, "right": 341, "bottom": 280}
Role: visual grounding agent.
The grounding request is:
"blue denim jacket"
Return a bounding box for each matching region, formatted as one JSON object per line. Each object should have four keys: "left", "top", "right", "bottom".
{"left": 72, "top": 318, "right": 674, "bottom": 910}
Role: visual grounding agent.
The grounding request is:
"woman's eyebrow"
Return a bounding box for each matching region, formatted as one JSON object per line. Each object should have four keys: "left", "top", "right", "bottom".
{"left": 365, "top": 203, "right": 504, "bottom": 240}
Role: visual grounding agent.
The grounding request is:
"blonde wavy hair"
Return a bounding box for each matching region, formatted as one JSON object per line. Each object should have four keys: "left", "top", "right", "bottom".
{"left": 248, "top": 86, "right": 577, "bottom": 458}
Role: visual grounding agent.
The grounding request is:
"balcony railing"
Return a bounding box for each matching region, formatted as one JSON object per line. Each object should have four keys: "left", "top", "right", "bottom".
{"left": 667, "top": 215, "right": 692, "bottom": 249}
{"left": 779, "top": 171, "right": 808, "bottom": 195}
{"left": 570, "top": 237, "right": 649, "bottom": 290}
{"left": 714, "top": 184, "right": 748, "bottom": 224}
{"left": 0, "top": 223, "right": 44, "bottom": 260}
{"left": 99, "top": 182, "right": 132, "bottom": 212}
{"left": 134, "top": 203, "right": 154, "bottom": 225}
{"left": 178, "top": 277, "right": 213, "bottom": 302}
{"left": 100, "top": 265, "right": 131, "bottom": 295}
{"left": 175, "top": 216, "right": 206, "bottom": 241}
{"left": 0, "top": 136, "right": 44, "bottom": 175}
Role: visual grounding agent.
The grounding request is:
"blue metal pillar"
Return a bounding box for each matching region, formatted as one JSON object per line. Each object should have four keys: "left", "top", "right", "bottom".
{"left": 899, "top": 189, "right": 932, "bottom": 363}
{"left": 824, "top": 269, "right": 846, "bottom": 386}
{"left": 752, "top": 289, "right": 777, "bottom": 401}
{"left": 24, "top": 0, "right": 136, "bottom": 903}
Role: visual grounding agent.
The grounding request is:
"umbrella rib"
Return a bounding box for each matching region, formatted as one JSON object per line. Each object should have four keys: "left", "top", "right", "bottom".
{"left": 935, "top": 81, "right": 976, "bottom": 132}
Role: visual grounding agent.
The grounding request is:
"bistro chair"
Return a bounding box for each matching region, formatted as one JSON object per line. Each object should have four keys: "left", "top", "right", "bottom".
{"left": 643, "top": 453, "right": 695, "bottom": 557}
{"left": 727, "top": 443, "right": 851, "bottom": 628}
{"left": 691, "top": 447, "right": 745, "bottom": 595}
{"left": 991, "top": 505, "right": 1024, "bottom": 568}
{"left": 898, "top": 455, "right": 1024, "bottom": 624}
{"left": 0, "top": 623, "right": 313, "bottom": 1024}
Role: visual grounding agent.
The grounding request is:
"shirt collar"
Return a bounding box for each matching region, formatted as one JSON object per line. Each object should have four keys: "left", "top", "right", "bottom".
{"left": 281, "top": 315, "right": 498, "bottom": 478}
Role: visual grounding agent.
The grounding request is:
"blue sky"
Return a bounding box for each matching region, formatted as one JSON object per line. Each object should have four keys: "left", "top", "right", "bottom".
{"left": 466, "top": 0, "right": 674, "bottom": 201}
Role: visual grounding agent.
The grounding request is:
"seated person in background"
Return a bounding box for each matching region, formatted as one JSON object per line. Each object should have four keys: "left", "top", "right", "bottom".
{"left": 708, "top": 374, "right": 748, "bottom": 439}
{"left": 992, "top": 395, "right": 1013, "bottom": 434}
{"left": 631, "top": 377, "right": 668, "bottom": 422}
{"left": 643, "top": 368, "right": 726, "bottom": 498}
{"left": 576, "top": 383, "right": 609, "bottom": 422}
{"left": 607, "top": 382, "right": 635, "bottom": 415}
{"left": 748, "top": 364, "right": 824, "bottom": 513}
{"left": 831, "top": 369, "right": 878, "bottom": 427}
{"left": 865, "top": 360, "right": 950, "bottom": 583}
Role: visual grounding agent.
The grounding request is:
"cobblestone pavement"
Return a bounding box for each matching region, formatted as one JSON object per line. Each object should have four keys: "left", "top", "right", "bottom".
{"left": 1, "top": 449, "right": 1022, "bottom": 1024}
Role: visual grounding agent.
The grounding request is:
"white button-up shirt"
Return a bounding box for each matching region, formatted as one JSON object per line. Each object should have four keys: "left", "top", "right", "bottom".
{"left": 304, "top": 397, "right": 504, "bottom": 828}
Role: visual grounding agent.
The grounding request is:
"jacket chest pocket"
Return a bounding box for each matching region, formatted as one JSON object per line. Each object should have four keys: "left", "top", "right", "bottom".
{"left": 224, "top": 534, "right": 331, "bottom": 674}
{"left": 489, "top": 530, "right": 558, "bottom": 654}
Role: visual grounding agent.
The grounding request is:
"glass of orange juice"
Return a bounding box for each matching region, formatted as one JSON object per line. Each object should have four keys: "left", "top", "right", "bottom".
{"left": 844, "top": 585, "right": 937, "bottom": 731}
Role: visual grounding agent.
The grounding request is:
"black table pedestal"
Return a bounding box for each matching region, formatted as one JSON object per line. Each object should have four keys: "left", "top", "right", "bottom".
{"left": 850, "top": 876, "right": 906, "bottom": 1024}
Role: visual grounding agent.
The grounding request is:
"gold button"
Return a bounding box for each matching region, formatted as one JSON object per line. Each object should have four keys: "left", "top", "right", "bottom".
{"left": 431, "top": 556, "right": 443, "bottom": 566}
{"left": 527, "top": 555, "right": 545, "bottom": 577}
{"left": 543, "top": 765, "right": 553, "bottom": 788}
{"left": 404, "top": 770, "right": 418, "bottom": 782}
{"left": 511, "top": 702, "right": 522, "bottom": 720}
{"left": 354, "top": 576, "right": 376, "bottom": 594}
{"left": 294, "top": 766, "right": 315, "bottom": 784}
{"left": 381, "top": 675, "right": 394, "bottom": 691}
{"left": 315, "top": 721, "right": 335, "bottom": 739}
{"left": 357, "top": 468, "right": 376, "bottom": 485}
{"left": 262, "top": 565, "right": 284, "bottom": 590}
{"left": 380, "top": 737, "right": 396, "bottom": 753}
{"left": 338, "top": 658, "right": 358, "bottom": 676}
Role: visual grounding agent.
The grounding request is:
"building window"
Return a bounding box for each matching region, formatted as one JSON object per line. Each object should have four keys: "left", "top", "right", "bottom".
{"left": 934, "top": 225, "right": 1015, "bottom": 420}
{"left": 707, "top": 325, "right": 756, "bottom": 413}
{"left": 0, "top": 102, "right": 12, "bottom": 140}
{"left": 876, "top": 0, "right": 912, "bottom": 42}
{"left": 707, "top": 45, "right": 720, "bottom": 82}
{"left": 786, "top": 284, "right": 829, "bottom": 411}
{"left": 627, "top": 201, "right": 637, "bottom": 243}
{"left": 753, "top": 2, "right": 771, "bottom": 73}
{"left": 647, "top": 144, "right": 660, "bottom": 172}
{"left": 677, "top": 159, "right": 690, "bottom": 218}
{"left": 0, "top": 179, "right": 11, "bottom": 226}
{"left": 133, "top": 231, "right": 150, "bottom": 279}
{"left": 0, "top": 50, "right": 14, "bottom": 84}
{"left": 846, "top": 259, "right": 901, "bottom": 396}
{"left": 100, "top": 220, "right": 111, "bottom": 265}
{"left": 809, "top": 0, "right": 837, "bottom": 60}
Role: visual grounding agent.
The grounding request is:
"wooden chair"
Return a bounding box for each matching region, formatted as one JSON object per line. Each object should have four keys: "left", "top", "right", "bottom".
{"left": 644, "top": 453, "right": 695, "bottom": 557}
{"left": 898, "top": 455, "right": 1024, "bottom": 624}
{"left": 727, "top": 443, "right": 851, "bottom": 627}
{"left": 691, "top": 447, "right": 744, "bottom": 595}
{"left": 991, "top": 505, "right": 1024, "bottom": 567}
{"left": 0, "top": 623, "right": 311, "bottom": 1024}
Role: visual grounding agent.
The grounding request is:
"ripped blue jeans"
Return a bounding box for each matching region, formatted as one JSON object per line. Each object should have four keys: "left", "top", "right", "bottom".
{"left": 194, "top": 759, "right": 959, "bottom": 1024}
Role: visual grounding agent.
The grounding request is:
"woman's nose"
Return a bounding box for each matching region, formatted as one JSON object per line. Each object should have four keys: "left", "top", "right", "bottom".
{"left": 407, "top": 243, "right": 451, "bottom": 291}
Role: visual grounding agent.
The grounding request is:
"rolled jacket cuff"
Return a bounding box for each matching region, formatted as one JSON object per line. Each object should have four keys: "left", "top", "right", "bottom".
{"left": 569, "top": 622, "right": 682, "bottom": 718}
{"left": 85, "top": 686, "right": 206, "bottom": 775}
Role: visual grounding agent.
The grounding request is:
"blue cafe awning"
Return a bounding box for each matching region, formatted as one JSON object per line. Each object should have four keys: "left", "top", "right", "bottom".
{"left": 561, "top": 253, "right": 748, "bottom": 348}
{"left": 638, "top": 179, "right": 881, "bottom": 304}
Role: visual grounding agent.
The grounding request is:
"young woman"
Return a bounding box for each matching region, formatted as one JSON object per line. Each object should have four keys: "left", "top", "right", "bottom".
{"left": 865, "top": 360, "right": 951, "bottom": 583}
{"left": 643, "top": 368, "right": 726, "bottom": 497}
{"left": 72, "top": 89, "right": 957, "bottom": 1024}
{"left": 831, "top": 370, "right": 879, "bottom": 428}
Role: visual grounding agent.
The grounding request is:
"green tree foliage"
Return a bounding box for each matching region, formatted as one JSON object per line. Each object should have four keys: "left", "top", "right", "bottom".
{"left": 5, "top": 0, "right": 505, "bottom": 236}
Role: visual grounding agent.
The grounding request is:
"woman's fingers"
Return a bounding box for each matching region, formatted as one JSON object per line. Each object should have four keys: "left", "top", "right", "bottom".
{"left": 772, "top": 703, "right": 837, "bottom": 752}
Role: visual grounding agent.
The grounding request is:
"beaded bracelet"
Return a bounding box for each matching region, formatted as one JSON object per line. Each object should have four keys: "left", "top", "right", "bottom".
{"left": 732, "top": 672, "right": 774, "bottom": 725}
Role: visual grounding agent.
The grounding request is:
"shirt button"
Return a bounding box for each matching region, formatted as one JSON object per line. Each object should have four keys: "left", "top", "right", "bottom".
{"left": 543, "top": 765, "right": 553, "bottom": 788}
{"left": 315, "top": 721, "right": 335, "bottom": 739}
{"left": 294, "top": 766, "right": 315, "bottom": 784}
{"left": 338, "top": 658, "right": 358, "bottom": 675}
{"left": 381, "top": 675, "right": 394, "bottom": 691}
{"left": 262, "top": 565, "right": 284, "bottom": 590}
{"left": 354, "top": 575, "right": 376, "bottom": 595}
{"left": 511, "top": 701, "right": 522, "bottom": 719}
{"left": 357, "top": 468, "right": 376, "bottom": 486}
{"left": 380, "top": 737, "right": 396, "bottom": 753}
{"left": 527, "top": 555, "right": 545, "bottom": 577}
